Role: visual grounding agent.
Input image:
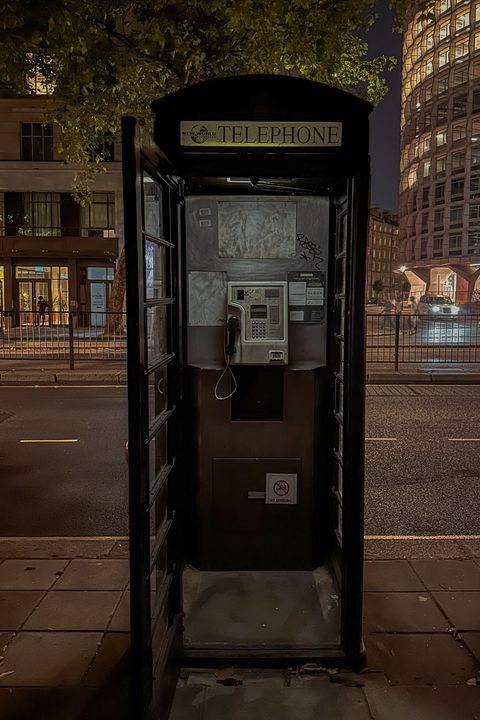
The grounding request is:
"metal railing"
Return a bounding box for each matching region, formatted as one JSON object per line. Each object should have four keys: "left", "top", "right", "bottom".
{"left": 367, "top": 312, "right": 480, "bottom": 368}
{"left": 0, "top": 311, "right": 127, "bottom": 366}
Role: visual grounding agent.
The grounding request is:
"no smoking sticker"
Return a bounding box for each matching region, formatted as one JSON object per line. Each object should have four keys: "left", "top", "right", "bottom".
{"left": 265, "top": 473, "right": 297, "bottom": 505}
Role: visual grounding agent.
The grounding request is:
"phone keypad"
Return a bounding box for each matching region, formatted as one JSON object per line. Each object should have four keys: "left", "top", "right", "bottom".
{"left": 252, "top": 321, "right": 267, "bottom": 339}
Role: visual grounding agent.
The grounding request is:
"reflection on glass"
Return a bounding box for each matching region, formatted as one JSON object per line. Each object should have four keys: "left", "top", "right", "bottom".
{"left": 148, "top": 364, "right": 168, "bottom": 428}
{"left": 148, "top": 426, "right": 168, "bottom": 487}
{"left": 143, "top": 173, "right": 163, "bottom": 238}
{"left": 146, "top": 304, "right": 168, "bottom": 366}
{"left": 145, "top": 240, "right": 166, "bottom": 299}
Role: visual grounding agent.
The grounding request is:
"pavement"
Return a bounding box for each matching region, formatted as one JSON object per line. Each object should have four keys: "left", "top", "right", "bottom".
{"left": 0, "top": 538, "right": 479, "bottom": 719}
{"left": 1, "top": 359, "right": 480, "bottom": 384}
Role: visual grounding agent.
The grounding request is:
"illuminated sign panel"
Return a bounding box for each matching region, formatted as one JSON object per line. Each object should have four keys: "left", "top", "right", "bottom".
{"left": 180, "top": 121, "right": 342, "bottom": 148}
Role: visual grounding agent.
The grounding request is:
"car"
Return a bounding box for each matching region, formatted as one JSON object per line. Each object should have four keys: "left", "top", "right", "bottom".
{"left": 417, "top": 295, "right": 461, "bottom": 316}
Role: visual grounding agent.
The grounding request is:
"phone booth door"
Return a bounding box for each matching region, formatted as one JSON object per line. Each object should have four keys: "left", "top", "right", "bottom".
{"left": 122, "top": 117, "right": 184, "bottom": 718}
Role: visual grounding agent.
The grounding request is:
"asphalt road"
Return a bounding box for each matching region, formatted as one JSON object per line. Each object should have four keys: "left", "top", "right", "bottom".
{"left": 0, "top": 386, "right": 128, "bottom": 536}
{"left": 0, "top": 385, "right": 479, "bottom": 536}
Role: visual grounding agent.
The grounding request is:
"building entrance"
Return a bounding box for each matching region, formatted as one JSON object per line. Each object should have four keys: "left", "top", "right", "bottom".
{"left": 18, "top": 279, "right": 50, "bottom": 325}
{"left": 15, "top": 265, "right": 69, "bottom": 325}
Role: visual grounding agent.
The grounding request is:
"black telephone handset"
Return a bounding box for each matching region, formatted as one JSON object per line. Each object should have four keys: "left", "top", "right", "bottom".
{"left": 226, "top": 316, "right": 240, "bottom": 358}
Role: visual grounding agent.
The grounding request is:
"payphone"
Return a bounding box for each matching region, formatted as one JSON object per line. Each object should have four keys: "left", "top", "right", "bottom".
{"left": 226, "top": 281, "right": 288, "bottom": 364}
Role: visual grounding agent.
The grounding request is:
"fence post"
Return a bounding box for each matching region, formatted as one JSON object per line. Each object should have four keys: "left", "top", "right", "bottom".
{"left": 68, "top": 312, "right": 75, "bottom": 370}
{"left": 394, "top": 313, "right": 400, "bottom": 372}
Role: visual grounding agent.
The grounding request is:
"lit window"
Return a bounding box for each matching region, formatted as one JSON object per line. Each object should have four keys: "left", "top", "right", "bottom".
{"left": 439, "top": 20, "right": 450, "bottom": 40}
{"left": 471, "top": 174, "right": 480, "bottom": 196}
{"left": 472, "top": 117, "right": 480, "bottom": 141}
{"left": 439, "top": 48, "right": 450, "bottom": 66}
{"left": 25, "top": 54, "right": 55, "bottom": 96}
{"left": 22, "top": 193, "right": 61, "bottom": 236}
{"left": 79, "top": 193, "right": 116, "bottom": 237}
{"left": 423, "top": 160, "right": 431, "bottom": 177}
{"left": 455, "top": 10, "right": 470, "bottom": 32}
{"left": 454, "top": 38, "right": 469, "bottom": 60}
{"left": 425, "top": 32, "right": 434, "bottom": 51}
{"left": 414, "top": 42, "right": 422, "bottom": 61}
{"left": 452, "top": 122, "right": 466, "bottom": 141}
{"left": 438, "top": 0, "right": 450, "bottom": 13}
{"left": 425, "top": 56, "right": 434, "bottom": 76}
{"left": 472, "top": 147, "right": 480, "bottom": 166}
{"left": 437, "top": 74, "right": 449, "bottom": 93}
{"left": 436, "top": 129, "right": 447, "bottom": 146}
{"left": 415, "top": 16, "right": 423, "bottom": 35}
{"left": 436, "top": 156, "right": 447, "bottom": 173}
{"left": 476, "top": 1, "right": 480, "bottom": 23}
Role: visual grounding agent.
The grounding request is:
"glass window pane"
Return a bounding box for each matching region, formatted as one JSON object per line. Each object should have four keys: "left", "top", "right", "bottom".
{"left": 148, "top": 426, "right": 168, "bottom": 488}
{"left": 87, "top": 267, "right": 107, "bottom": 280}
{"left": 148, "top": 364, "right": 169, "bottom": 429}
{"left": 145, "top": 241, "right": 167, "bottom": 300}
{"left": 146, "top": 304, "right": 169, "bottom": 366}
{"left": 143, "top": 173, "right": 164, "bottom": 238}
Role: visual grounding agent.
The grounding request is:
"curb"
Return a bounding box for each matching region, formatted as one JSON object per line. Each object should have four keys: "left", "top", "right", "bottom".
{"left": 367, "top": 372, "right": 480, "bottom": 384}
{"left": 0, "top": 372, "right": 127, "bottom": 385}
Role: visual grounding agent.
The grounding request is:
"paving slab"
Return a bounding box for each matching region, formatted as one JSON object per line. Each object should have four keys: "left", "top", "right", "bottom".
{"left": 365, "top": 634, "right": 478, "bottom": 685}
{"left": 461, "top": 632, "right": 480, "bottom": 663}
{"left": 24, "top": 590, "right": 121, "bottom": 631}
{"left": 200, "top": 683, "right": 372, "bottom": 720}
{"left": 0, "top": 688, "right": 91, "bottom": 720}
{"left": 107, "top": 590, "right": 130, "bottom": 632}
{"left": 52, "top": 559, "right": 129, "bottom": 591}
{"left": 0, "top": 631, "right": 102, "bottom": 686}
{"left": 363, "top": 592, "right": 449, "bottom": 633}
{"left": 0, "top": 539, "right": 116, "bottom": 559}
{"left": 364, "top": 540, "right": 467, "bottom": 560}
{"left": 364, "top": 680, "right": 480, "bottom": 720}
{"left": 82, "top": 632, "right": 130, "bottom": 687}
{"left": 0, "top": 590, "right": 43, "bottom": 630}
{"left": 108, "top": 541, "right": 130, "bottom": 558}
{"left": 0, "top": 559, "right": 68, "bottom": 589}
{"left": 169, "top": 686, "right": 207, "bottom": 720}
{"left": 411, "top": 559, "right": 480, "bottom": 591}
{"left": 363, "top": 560, "right": 425, "bottom": 591}
{"left": 432, "top": 592, "right": 480, "bottom": 630}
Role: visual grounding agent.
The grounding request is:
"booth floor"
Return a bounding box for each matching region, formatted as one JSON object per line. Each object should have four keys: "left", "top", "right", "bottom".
{"left": 182, "top": 566, "right": 340, "bottom": 650}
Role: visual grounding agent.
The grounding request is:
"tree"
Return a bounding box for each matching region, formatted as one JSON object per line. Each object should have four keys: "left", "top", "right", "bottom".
{"left": 0, "top": 0, "right": 413, "bottom": 326}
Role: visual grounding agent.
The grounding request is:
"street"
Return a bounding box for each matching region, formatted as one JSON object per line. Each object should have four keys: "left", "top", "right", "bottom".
{"left": 0, "top": 385, "right": 479, "bottom": 536}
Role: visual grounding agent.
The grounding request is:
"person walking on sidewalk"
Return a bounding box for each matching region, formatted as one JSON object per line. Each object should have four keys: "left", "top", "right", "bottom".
{"left": 37, "top": 296, "right": 48, "bottom": 326}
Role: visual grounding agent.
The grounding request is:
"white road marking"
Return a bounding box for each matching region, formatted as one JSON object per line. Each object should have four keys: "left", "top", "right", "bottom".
{"left": 366, "top": 437, "right": 397, "bottom": 441}
{"left": 448, "top": 438, "right": 480, "bottom": 442}
{"left": 20, "top": 439, "right": 79, "bottom": 444}
{"left": 365, "top": 534, "right": 480, "bottom": 540}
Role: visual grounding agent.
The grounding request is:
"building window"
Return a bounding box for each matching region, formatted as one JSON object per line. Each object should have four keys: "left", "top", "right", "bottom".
{"left": 436, "top": 129, "right": 447, "bottom": 147}
{"left": 452, "top": 151, "right": 466, "bottom": 171}
{"left": 469, "top": 204, "right": 480, "bottom": 221}
{"left": 422, "top": 187, "right": 430, "bottom": 207}
{"left": 25, "top": 55, "right": 55, "bottom": 96}
{"left": 433, "top": 235, "right": 443, "bottom": 256}
{"left": 434, "top": 208, "right": 444, "bottom": 228}
{"left": 423, "top": 160, "right": 431, "bottom": 177}
{"left": 452, "top": 65, "right": 469, "bottom": 85}
{"left": 424, "top": 83, "right": 433, "bottom": 102}
{"left": 21, "top": 123, "right": 54, "bottom": 161}
{"left": 451, "top": 178, "right": 465, "bottom": 197}
{"left": 472, "top": 147, "right": 480, "bottom": 166}
{"left": 420, "top": 238, "right": 428, "bottom": 258}
{"left": 468, "top": 231, "right": 480, "bottom": 253}
{"left": 435, "top": 181, "right": 446, "bottom": 203}
{"left": 407, "top": 166, "right": 418, "bottom": 188}
{"left": 436, "top": 155, "right": 447, "bottom": 174}
{"left": 475, "top": 31, "right": 480, "bottom": 51}
{"left": 450, "top": 206, "right": 463, "bottom": 227}
{"left": 452, "top": 122, "right": 466, "bottom": 141}
{"left": 473, "top": 118, "right": 480, "bottom": 142}
{"left": 437, "top": 74, "right": 449, "bottom": 94}
{"left": 454, "top": 38, "right": 469, "bottom": 61}
{"left": 420, "top": 134, "right": 431, "bottom": 155}
{"left": 425, "top": 56, "right": 434, "bottom": 76}
{"left": 438, "top": 47, "right": 450, "bottom": 67}
{"left": 439, "top": 19, "right": 450, "bottom": 40}
{"left": 449, "top": 234, "right": 462, "bottom": 255}
{"left": 454, "top": 10, "right": 470, "bottom": 32}
{"left": 471, "top": 174, "right": 480, "bottom": 196}
{"left": 21, "top": 193, "right": 61, "bottom": 236}
{"left": 425, "top": 32, "right": 434, "bottom": 51}
{"left": 89, "top": 139, "right": 115, "bottom": 162}
{"left": 453, "top": 94, "right": 467, "bottom": 118}
{"left": 438, "top": 0, "right": 450, "bottom": 13}
{"left": 473, "top": 90, "right": 480, "bottom": 114}
{"left": 421, "top": 211, "right": 429, "bottom": 231}
{"left": 436, "top": 103, "right": 448, "bottom": 123}
{"left": 79, "top": 193, "right": 115, "bottom": 237}
{"left": 476, "top": 1, "right": 480, "bottom": 23}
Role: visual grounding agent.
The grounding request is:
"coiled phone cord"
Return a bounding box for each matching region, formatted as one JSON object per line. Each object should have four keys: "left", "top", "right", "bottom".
{"left": 214, "top": 327, "right": 238, "bottom": 401}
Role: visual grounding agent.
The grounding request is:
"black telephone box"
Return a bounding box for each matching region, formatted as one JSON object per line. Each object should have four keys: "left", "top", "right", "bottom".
{"left": 122, "top": 74, "right": 372, "bottom": 719}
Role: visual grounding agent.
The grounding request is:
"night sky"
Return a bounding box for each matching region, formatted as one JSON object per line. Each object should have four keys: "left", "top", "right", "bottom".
{"left": 366, "top": 1, "right": 403, "bottom": 213}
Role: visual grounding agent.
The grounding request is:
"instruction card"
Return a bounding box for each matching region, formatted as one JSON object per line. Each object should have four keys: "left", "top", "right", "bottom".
{"left": 265, "top": 473, "right": 298, "bottom": 505}
{"left": 288, "top": 271, "right": 325, "bottom": 323}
